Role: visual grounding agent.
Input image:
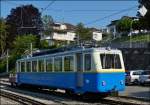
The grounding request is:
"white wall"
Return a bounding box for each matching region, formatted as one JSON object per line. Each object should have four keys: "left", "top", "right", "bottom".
{"left": 52, "top": 32, "right": 76, "bottom": 41}
{"left": 107, "top": 25, "right": 117, "bottom": 38}
{"left": 53, "top": 24, "right": 67, "bottom": 30}
{"left": 92, "top": 31, "right": 102, "bottom": 41}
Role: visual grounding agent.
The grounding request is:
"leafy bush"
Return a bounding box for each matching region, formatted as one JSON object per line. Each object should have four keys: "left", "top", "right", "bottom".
{"left": 0, "top": 60, "right": 6, "bottom": 73}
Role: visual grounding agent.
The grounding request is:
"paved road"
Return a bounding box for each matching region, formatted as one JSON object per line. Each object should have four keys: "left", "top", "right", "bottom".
{"left": 119, "top": 85, "right": 150, "bottom": 99}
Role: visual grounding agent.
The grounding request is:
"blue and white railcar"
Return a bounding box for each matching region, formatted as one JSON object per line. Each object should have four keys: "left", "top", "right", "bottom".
{"left": 11, "top": 47, "right": 125, "bottom": 95}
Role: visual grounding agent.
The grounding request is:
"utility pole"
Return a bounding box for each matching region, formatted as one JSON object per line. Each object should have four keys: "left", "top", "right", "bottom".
{"left": 129, "top": 20, "right": 133, "bottom": 48}
{"left": 147, "top": 34, "right": 150, "bottom": 42}
{"left": 77, "top": 34, "right": 80, "bottom": 45}
{"left": 6, "top": 49, "right": 9, "bottom": 73}
{"left": 30, "top": 43, "right": 33, "bottom": 57}
{"left": 130, "top": 18, "right": 139, "bottom": 48}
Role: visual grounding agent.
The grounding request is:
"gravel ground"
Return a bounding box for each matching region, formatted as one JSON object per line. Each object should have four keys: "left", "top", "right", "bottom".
{"left": 0, "top": 87, "right": 107, "bottom": 105}
{"left": 0, "top": 96, "right": 21, "bottom": 105}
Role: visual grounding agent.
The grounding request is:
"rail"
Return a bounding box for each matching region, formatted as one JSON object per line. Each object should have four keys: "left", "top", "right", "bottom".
{"left": 0, "top": 89, "right": 47, "bottom": 105}
{"left": 0, "top": 80, "right": 149, "bottom": 105}
{"left": 102, "top": 42, "right": 150, "bottom": 48}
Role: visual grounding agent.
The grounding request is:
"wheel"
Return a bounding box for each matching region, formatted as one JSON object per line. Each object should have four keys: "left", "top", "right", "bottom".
{"left": 82, "top": 92, "right": 109, "bottom": 100}
{"left": 140, "top": 81, "right": 145, "bottom": 86}
{"left": 10, "top": 83, "right": 14, "bottom": 86}
{"left": 65, "top": 90, "right": 74, "bottom": 95}
{"left": 126, "top": 82, "right": 131, "bottom": 86}
{"left": 49, "top": 87, "right": 57, "bottom": 91}
{"left": 11, "top": 82, "right": 18, "bottom": 87}
{"left": 133, "top": 79, "right": 139, "bottom": 85}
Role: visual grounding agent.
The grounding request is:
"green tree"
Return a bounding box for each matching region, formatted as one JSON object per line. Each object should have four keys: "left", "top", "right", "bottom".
{"left": 0, "top": 34, "right": 38, "bottom": 73}
{"left": 138, "top": 0, "right": 150, "bottom": 30}
{"left": 9, "top": 34, "right": 38, "bottom": 72}
{"left": 12, "top": 34, "right": 38, "bottom": 57}
{"left": 0, "top": 18, "right": 9, "bottom": 56}
{"left": 40, "top": 40, "right": 49, "bottom": 49}
{"left": 116, "top": 17, "right": 132, "bottom": 34}
{"left": 6, "top": 4, "right": 42, "bottom": 46}
{"left": 132, "top": 20, "right": 141, "bottom": 30}
{"left": 42, "top": 15, "right": 54, "bottom": 36}
{"left": 75, "top": 23, "right": 92, "bottom": 42}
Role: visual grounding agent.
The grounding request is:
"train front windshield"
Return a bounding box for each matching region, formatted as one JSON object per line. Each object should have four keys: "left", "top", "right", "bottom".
{"left": 100, "top": 54, "right": 122, "bottom": 69}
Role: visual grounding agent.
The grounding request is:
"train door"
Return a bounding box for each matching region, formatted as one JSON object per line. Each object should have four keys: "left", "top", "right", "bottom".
{"left": 76, "top": 53, "right": 84, "bottom": 87}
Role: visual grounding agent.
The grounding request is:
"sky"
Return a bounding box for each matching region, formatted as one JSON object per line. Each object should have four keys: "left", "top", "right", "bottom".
{"left": 1, "top": 0, "right": 138, "bottom": 28}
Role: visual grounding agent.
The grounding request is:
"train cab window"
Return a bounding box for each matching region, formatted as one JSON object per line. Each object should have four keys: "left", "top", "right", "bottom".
{"left": 32, "top": 61, "right": 37, "bottom": 72}
{"left": 64, "top": 56, "right": 74, "bottom": 72}
{"left": 54, "top": 57, "right": 62, "bottom": 72}
{"left": 46, "top": 58, "right": 53, "bottom": 72}
{"left": 84, "top": 54, "right": 91, "bottom": 71}
{"left": 21, "top": 62, "right": 25, "bottom": 72}
{"left": 38, "top": 60, "right": 45, "bottom": 72}
{"left": 27, "top": 61, "right": 31, "bottom": 72}
{"left": 100, "top": 54, "right": 121, "bottom": 69}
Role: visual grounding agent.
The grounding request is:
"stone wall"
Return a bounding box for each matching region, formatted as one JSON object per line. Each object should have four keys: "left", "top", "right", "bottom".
{"left": 102, "top": 42, "right": 150, "bottom": 70}
{"left": 121, "top": 48, "right": 150, "bottom": 70}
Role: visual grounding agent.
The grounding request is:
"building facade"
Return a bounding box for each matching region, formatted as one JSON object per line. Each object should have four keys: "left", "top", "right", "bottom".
{"left": 41, "top": 23, "right": 76, "bottom": 45}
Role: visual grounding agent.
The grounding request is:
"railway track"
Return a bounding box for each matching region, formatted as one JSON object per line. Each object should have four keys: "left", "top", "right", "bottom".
{"left": 0, "top": 79, "right": 149, "bottom": 105}
{"left": 0, "top": 81, "right": 79, "bottom": 105}
{"left": 0, "top": 90, "right": 47, "bottom": 105}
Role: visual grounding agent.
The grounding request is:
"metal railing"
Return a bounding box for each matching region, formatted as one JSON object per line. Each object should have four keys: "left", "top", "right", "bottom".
{"left": 102, "top": 42, "right": 149, "bottom": 48}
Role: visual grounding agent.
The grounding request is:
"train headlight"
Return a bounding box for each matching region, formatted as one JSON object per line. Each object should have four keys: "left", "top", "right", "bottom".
{"left": 120, "top": 80, "right": 124, "bottom": 85}
{"left": 102, "top": 81, "right": 106, "bottom": 86}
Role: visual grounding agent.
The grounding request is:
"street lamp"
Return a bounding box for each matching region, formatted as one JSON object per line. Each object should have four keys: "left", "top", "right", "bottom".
{"left": 0, "top": 50, "right": 9, "bottom": 73}
{"left": 129, "top": 5, "right": 148, "bottom": 48}
{"left": 6, "top": 49, "right": 9, "bottom": 73}
{"left": 129, "top": 18, "right": 139, "bottom": 48}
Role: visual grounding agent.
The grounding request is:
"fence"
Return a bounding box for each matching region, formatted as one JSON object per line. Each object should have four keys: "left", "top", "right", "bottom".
{"left": 102, "top": 42, "right": 149, "bottom": 48}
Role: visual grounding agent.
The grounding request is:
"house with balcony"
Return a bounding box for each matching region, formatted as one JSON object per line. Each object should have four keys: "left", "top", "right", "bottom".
{"left": 106, "top": 16, "right": 140, "bottom": 39}
{"left": 41, "top": 22, "right": 104, "bottom": 46}
{"left": 41, "top": 22, "right": 76, "bottom": 45}
{"left": 107, "top": 20, "right": 119, "bottom": 39}
{"left": 88, "top": 28, "right": 102, "bottom": 41}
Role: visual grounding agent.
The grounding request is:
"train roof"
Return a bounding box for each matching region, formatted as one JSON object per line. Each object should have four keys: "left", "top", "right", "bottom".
{"left": 33, "top": 47, "right": 121, "bottom": 57}
{"left": 32, "top": 46, "right": 120, "bottom": 55}
{"left": 17, "top": 46, "right": 122, "bottom": 61}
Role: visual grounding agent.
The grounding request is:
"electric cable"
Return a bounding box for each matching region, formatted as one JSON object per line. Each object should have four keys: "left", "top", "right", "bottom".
{"left": 85, "top": 5, "right": 138, "bottom": 25}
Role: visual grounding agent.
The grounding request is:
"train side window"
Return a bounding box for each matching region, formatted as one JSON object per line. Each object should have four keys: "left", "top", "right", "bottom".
{"left": 76, "top": 53, "right": 83, "bottom": 72}
{"left": 54, "top": 57, "right": 62, "bottom": 72}
{"left": 26, "top": 61, "right": 31, "bottom": 72}
{"left": 18, "top": 61, "right": 21, "bottom": 72}
{"left": 38, "top": 60, "right": 45, "bottom": 72}
{"left": 46, "top": 58, "right": 53, "bottom": 72}
{"left": 64, "top": 56, "right": 74, "bottom": 72}
{"left": 84, "top": 54, "right": 91, "bottom": 71}
{"left": 32, "top": 61, "right": 37, "bottom": 72}
{"left": 21, "top": 62, "right": 25, "bottom": 72}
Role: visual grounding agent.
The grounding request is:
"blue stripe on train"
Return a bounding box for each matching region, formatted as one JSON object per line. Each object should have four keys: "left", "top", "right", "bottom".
{"left": 17, "top": 72, "right": 125, "bottom": 93}
{"left": 17, "top": 72, "right": 76, "bottom": 90}
{"left": 80, "top": 72, "right": 125, "bottom": 93}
